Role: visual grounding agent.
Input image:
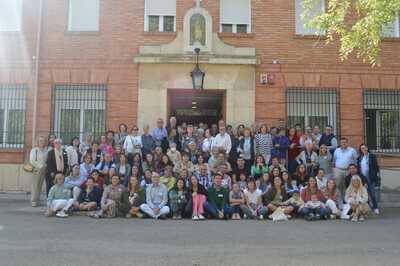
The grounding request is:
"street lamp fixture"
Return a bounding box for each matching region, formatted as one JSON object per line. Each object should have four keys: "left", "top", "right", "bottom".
{"left": 191, "top": 48, "right": 205, "bottom": 89}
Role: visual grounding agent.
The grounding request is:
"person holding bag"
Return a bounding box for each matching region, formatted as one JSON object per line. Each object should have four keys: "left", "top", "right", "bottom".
{"left": 29, "top": 136, "right": 48, "bottom": 207}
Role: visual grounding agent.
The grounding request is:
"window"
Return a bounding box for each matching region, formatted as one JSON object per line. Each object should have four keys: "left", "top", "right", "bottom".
{"left": 68, "top": 0, "right": 100, "bottom": 32}
{"left": 0, "top": 0, "right": 22, "bottom": 31}
{"left": 295, "top": 0, "right": 325, "bottom": 35}
{"left": 287, "top": 88, "right": 339, "bottom": 134}
{"left": 144, "top": 0, "right": 176, "bottom": 32}
{"left": 220, "top": 0, "right": 251, "bottom": 33}
{"left": 382, "top": 16, "right": 400, "bottom": 38}
{"left": 53, "top": 85, "right": 107, "bottom": 143}
{"left": 0, "top": 84, "right": 27, "bottom": 148}
{"left": 364, "top": 90, "right": 400, "bottom": 153}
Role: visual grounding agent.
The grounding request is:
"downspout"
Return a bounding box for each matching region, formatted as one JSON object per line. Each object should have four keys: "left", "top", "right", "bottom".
{"left": 31, "top": 0, "right": 43, "bottom": 147}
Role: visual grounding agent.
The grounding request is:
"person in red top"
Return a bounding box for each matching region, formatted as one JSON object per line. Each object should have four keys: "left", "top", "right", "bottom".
{"left": 288, "top": 127, "right": 301, "bottom": 173}
{"left": 81, "top": 169, "right": 105, "bottom": 191}
{"left": 301, "top": 177, "right": 329, "bottom": 220}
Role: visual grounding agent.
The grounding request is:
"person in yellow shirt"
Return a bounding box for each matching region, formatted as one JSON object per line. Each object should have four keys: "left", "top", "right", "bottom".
{"left": 160, "top": 165, "right": 176, "bottom": 191}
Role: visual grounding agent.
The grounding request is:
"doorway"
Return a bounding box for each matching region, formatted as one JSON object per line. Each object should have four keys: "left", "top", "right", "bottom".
{"left": 167, "top": 89, "right": 226, "bottom": 126}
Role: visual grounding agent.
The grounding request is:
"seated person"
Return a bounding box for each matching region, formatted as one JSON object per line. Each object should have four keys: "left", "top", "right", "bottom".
{"left": 303, "top": 194, "right": 326, "bottom": 221}
{"left": 231, "top": 157, "right": 250, "bottom": 183}
{"left": 64, "top": 164, "right": 86, "bottom": 201}
{"left": 46, "top": 173, "right": 75, "bottom": 218}
{"left": 315, "top": 168, "right": 328, "bottom": 191}
{"left": 218, "top": 164, "right": 232, "bottom": 191}
{"left": 344, "top": 164, "right": 368, "bottom": 188}
{"left": 241, "top": 178, "right": 262, "bottom": 219}
{"left": 229, "top": 183, "right": 245, "bottom": 220}
{"left": 140, "top": 172, "right": 170, "bottom": 219}
{"left": 282, "top": 189, "right": 304, "bottom": 216}
{"left": 301, "top": 177, "right": 329, "bottom": 221}
{"left": 160, "top": 165, "right": 176, "bottom": 192}
{"left": 173, "top": 153, "right": 195, "bottom": 177}
{"left": 95, "top": 153, "right": 115, "bottom": 185}
{"left": 169, "top": 178, "right": 189, "bottom": 220}
{"left": 76, "top": 177, "right": 102, "bottom": 212}
{"left": 188, "top": 175, "right": 208, "bottom": 220}
{"left": 120, "top": 176, "right": 145, "bottom": 218}
{"left": 204, "top": 173, "right": 232, "bottom": 219}
{"left": 81, "top": 169, "right": 104, "bottom": 191}
{"left": 93, "top": 175, "right": 125, "bottom": 218}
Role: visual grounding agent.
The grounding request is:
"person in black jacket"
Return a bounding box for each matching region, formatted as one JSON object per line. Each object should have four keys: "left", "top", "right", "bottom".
{"left": 318, "top": 126, "right": 338, "bottom": 154}
{"left": 76, "top": 177, "right": 102, "bottom": 211}
{"left": 46, "top": 138, "right": 68, "bottom": 195}
{"left": 357, "top": 144, "right": 381, "bottom": 214}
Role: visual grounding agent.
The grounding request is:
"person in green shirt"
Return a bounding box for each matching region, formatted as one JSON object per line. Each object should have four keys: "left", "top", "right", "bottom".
{"left": 251, "top": 154, "right": 269, "bottom": 180}
{"left": 160, "top": 166, "right": 176, "bottom": 192}
{"left": 204, "top": 173, "right": 232, "bottom": 219}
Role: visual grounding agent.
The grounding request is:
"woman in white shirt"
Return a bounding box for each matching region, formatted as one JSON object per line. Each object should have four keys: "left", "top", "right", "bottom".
{"left": 201, "top": 128, "right": 214, "bottom": 159}
{"left": 123, "top": 126, "right": 143, "bottom": 165}
{"left": 66, "top": 137, "right": 82, "bottom": 170}
{"left": 29, "top": 136, "right": 48, "bottom": 207}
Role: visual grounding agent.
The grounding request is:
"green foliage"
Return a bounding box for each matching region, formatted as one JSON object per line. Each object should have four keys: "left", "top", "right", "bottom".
{"left": 302, "top": 0, "right": 400, "bottom": 65}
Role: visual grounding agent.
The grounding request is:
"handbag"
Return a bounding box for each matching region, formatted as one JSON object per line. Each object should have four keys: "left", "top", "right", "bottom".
{"left": 23, "top": 149, "right": 37, "bottom": 173}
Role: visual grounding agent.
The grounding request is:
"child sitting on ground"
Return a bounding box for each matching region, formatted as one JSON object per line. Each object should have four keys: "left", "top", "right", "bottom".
{"left": 282, "top": 190, "right": 304, "bottom": 216}
{"left": 304, "top": 194, "right": 325, "bottom": 221}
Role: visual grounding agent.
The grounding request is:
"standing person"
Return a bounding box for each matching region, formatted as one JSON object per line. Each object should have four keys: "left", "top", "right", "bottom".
{"left": 201, "top": 128, "right": 214, "bottom": 159}
{"left": 119, "top": 176, "right": 145, "bottom": 218}
{"left": 66, "top": 137, "right": 82, "bottom": 171}
{"left": 318, "top": 125, "right": 338, "bottom": 154}
{"left": 46, "top": 138, "right": 68, "bottom": 196}
{"left": 318, "top": 144, "right": 333, "bottom": 177}
{"left": 115, "top": 123, "right": 128, "bottom": 147}
{"left": 254, "top": 124, "right": 273, "bottom": 165}
{"left": 357, "top": 144, "right": 380, "bottom": 214}
{"left": 204, "top": 173, "right": 232, "bottom": 219}
{"left": 312, "top": 126, "right": 322, "bottom": 148}
{"left": 152, "top": 118, "right": 168, "bottom": 148}
{"left": 79, "top": 133, "right": 93, "bottom": 156}
{"left": 345, "top": 175, "right": 370, "bottom": 222}
{"left": 237, "top": 127, "right": 255, "bottom": 172}
{"left": 85, "top": 142, "right": 102, "bottom": 165}
{"left": 140, "top": 172, "right": 170, "bottom": 219}
{"left": 123, "top": 126, "right": 143, "bottom": 165}
{"left": 166, "top": 116, "right": 180, "bottom": 149}
{"left": 188, "top": 175, "right": 208, "bottom": 220}
{"left": 29, "top": 136, "right": 47, "bottom": 207}
{"left": 296, "top": 143, "right": 319, "bottom": 177}
{"left": 271, "top": 128, "right": 289, "bottom": 166}
{"left": 333, "top": 137, "right": 358, "bottom": 208}
{"left": 169, "top": 178, "right": 189, "bottom": 219}
{"left": 94, "top": 175, "right": 125, "bottom": 218}
{"left": 212, "top": 125, "right": 232, "bottom": 155}
{"left": 45, "top": 173, "right": 75, "bottom": 218}
{"left": 288, "top": 127, "right": 301, "bottom": 172}
{"left": 141, "top": 125, "right": 155, "bottom": 156}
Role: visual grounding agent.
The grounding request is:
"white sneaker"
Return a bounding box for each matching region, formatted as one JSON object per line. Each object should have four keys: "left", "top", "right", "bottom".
{"left": 243, "top": 214, "right": 248, "bottom": 219}
{"left": 359, "top": 216, "right": 365, "bottom": 222}
{"left": 341, "top": 214, "right": 350, "bottom": 220}
{"left": 56, "top": 210, "right": 68, "bottom": 218}
{"left": 351, "top": 216, "right": 358, "bottom": 222}
{"left": 374, "top": 209, "right": 380, "bottom": 215}
{"left": 198, "top": 214, "right": 205, "bottom": 220}
{"left": 192, "top": 215, "right": 199, "bottom": 220}
{"left": 259, "top": 215, "right": 264, "bottom": 220}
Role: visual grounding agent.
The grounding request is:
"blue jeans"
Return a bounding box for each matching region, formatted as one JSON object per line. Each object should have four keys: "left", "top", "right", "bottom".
{"left": 302, "top": 207, "right": 329, "bottom": 219}
{"left": 365, "top": 179, "right": 379, "bottom": 210}
{"left": 203, "top": 201, "right": 232, "bottom": 219}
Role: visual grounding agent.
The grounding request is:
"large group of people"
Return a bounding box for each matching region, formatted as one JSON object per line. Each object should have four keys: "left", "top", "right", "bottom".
{"left": 29, "top": 117, "right": 381, "bottom": 222}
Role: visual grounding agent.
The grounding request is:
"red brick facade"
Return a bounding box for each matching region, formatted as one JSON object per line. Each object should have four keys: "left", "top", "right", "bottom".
{"left": 0, "top": 0, "right": 400, "bottom": 164}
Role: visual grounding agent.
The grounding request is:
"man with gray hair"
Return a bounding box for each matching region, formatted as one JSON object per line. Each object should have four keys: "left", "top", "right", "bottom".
{"left": 140, "top": 172, "right": 170, "bottom": 219}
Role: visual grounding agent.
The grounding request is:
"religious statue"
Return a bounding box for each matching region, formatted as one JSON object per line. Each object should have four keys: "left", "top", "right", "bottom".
{"left": 190, "top": 14, "right": 206, "bottom": 46}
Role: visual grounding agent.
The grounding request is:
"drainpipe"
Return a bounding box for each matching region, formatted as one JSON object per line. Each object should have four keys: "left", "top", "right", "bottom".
{"left": 31, "top": 0, "right": 43, "bottom": 147}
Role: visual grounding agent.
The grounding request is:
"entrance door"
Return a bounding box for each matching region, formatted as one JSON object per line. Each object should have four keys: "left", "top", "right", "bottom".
{"left": 167, "top": 89, "right": 225, "bottom": 126}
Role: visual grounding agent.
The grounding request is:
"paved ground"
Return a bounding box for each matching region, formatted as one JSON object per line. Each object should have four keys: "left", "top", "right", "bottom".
{"left": 0, "top": 196, "right": 399, "bottom": 266}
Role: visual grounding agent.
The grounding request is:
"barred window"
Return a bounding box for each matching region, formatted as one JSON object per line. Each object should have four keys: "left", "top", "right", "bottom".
{"left": 52, "top": 85, "right": 107, "bottom": 144}
{"left": 145, "top": 0, "right": 176, "bottom": 32}
{"left": 287, "top": 88, "right": 339, "bottom": 134}
{"left": 364, "top": 90, "right": 400, "bottom": 153}
{"left": 0, "top": 84, "right": 27, "bottom": 148}
{"left": 220, "top": 0, "right": 251, "bottom": 33}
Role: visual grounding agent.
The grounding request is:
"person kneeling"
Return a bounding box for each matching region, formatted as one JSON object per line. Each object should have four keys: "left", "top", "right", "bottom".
{"left": 140, "top": 172, "right": 170, "bottom": 219}
{"left": 46, "top": 173, "right": 75, "bottom": 218}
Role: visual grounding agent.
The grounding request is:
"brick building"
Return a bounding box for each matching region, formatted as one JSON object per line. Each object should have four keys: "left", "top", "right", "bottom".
{"left": 0, "top": 0, "right": 399, "bottom": 190}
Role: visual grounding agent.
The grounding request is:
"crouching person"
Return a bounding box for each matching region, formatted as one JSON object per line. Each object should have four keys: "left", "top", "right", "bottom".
{"left": 46, "top": 173, "right": 75, "bottom": 218}
{"left": 140, "top": 172, "right": 170, "bottom": 219}
{"left": 204, "top": 173, "right": 232, "bottom": 219}
{"left": 345, "top": 175, "right": 370, "bottom": 222}
{"left": 120, "top": 176, "right": 146, "bottom": 218}
{"left": 93, "top": 175, "right": 125, "bottom": 218}
{"left": 76, "top": 177, "right": 102, "bottom": 213}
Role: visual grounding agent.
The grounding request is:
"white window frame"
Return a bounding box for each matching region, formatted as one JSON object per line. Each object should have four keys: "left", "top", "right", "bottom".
{"left": 219, "top": 0, "right": 251, "bottom": 33}
{"left": 144, "top": 0, "right": 176, "bottom": 32}
{"left": 68, "top": 0, "right": 100, "bottom": 32}
{"left": 383, "top": 15, "right": 400, "bottom": 38}
{"left": 295, "top": 0, "right": 325, "bottom": 35}
{"left": 0, "top": 0, "right": 23, "bottom": 32}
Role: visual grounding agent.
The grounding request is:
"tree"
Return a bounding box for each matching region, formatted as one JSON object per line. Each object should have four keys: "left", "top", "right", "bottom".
{"left": 302, "top": 0, "right": 400, "bottom": 65}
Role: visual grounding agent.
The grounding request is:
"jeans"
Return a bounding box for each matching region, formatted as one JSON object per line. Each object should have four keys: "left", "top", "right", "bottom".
{"left": 240, "top": 203, "right": 258, "bottom": 218}
{"left": 203, "top": 201, "right": 232, "bottom": 219}
{"left": 302, "top": 207, "right": 330, "bottom": 219}
{"left": 365, "top": 179, "right": 379, "bottom": 210}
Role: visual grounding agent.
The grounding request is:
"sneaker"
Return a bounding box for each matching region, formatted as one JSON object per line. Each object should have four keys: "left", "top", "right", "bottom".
{"left": 374, "top": 209, "right": 380, "bottom": 215}
{"left": 341, "top": 214, "right": 350, "bottom": 220}
{"left": 259, "top": 214, "right": 264, "bottom": 220}
{"left": 243, "top": 214, "right": 248, "bottom": 219}
{"left": 198, "top": 214, "right": 205, "bottom": 220}
{"left": 330, "top": 214, "right": 336, "bottom": 220}
{"left": 192, "top": 215, "right": 199, "bottom": 220}
{"left": 359, "top": 216, "right": 365, "bottom": 222}
{"left": 315, "top": 214, "right": 321, "bottom": 220}
{"left": 177, "top": 214, "right": 182, "bottom": 220}
{"left": 56, "top": 210, "right": 68, "bottom": 218}
{"left": 351, "top": 216, "right": 358, "bottom": 222}
{"left": 136, "top": 212, "right": 144, "bottom": 218}
{"left": 31, "top": 202, "right": 39, "bottom": 207}
{"left": 126, "top": 213, "right": 132, "bottom": 218}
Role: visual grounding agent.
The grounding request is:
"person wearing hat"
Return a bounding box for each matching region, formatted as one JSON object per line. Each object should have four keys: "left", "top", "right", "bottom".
{"left": 46, "top": 138, "right": 68, "bottom": 196}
